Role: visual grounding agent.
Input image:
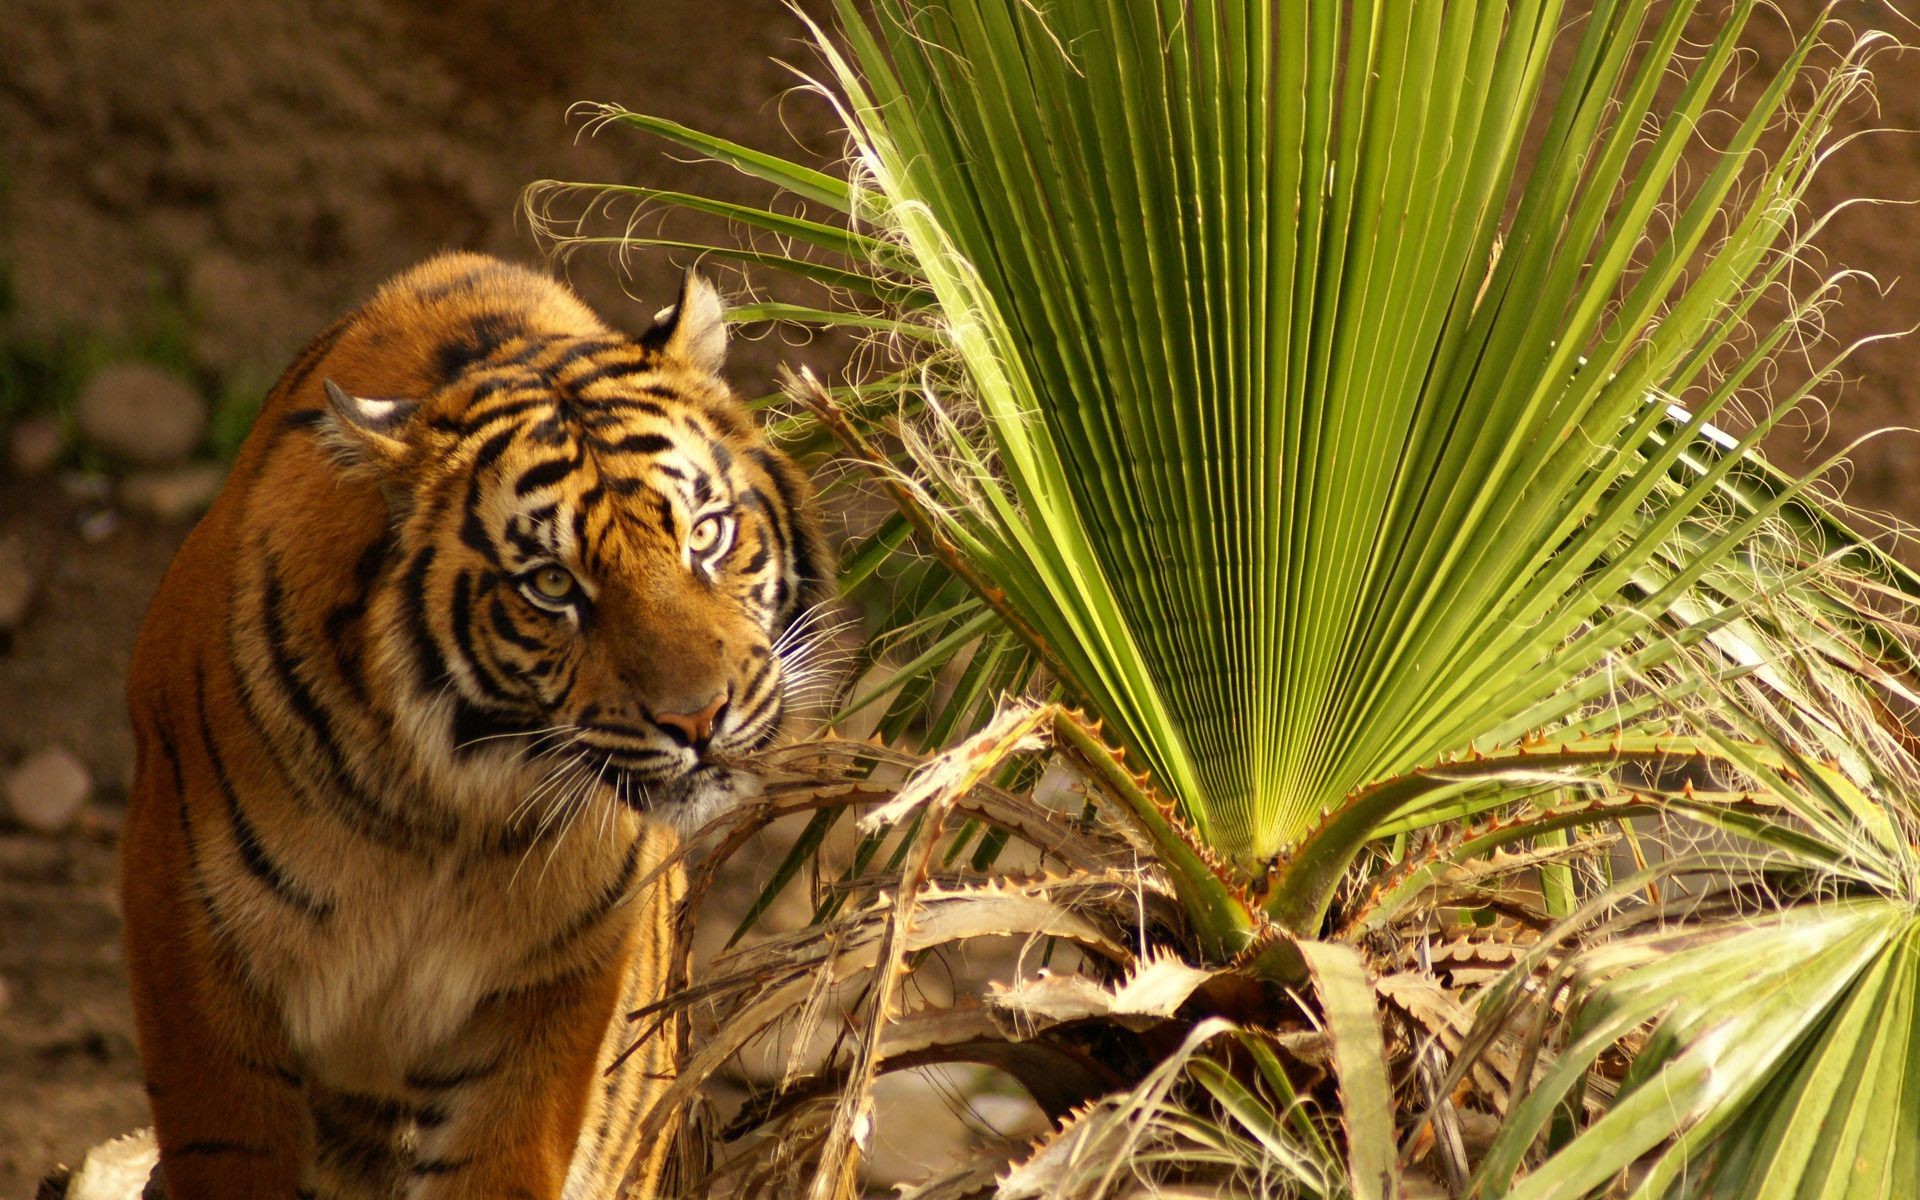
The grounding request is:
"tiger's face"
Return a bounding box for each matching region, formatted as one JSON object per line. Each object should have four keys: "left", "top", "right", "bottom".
{"left": 325, "top": 273, "right": 828, "bottom": 832}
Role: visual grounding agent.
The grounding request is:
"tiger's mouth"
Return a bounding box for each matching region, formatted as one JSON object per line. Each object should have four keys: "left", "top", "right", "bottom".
{"left": 608, "top": 760, "right": 757, "bottom": 832}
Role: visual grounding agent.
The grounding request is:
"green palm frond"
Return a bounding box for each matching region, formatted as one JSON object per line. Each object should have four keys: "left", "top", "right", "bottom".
{"left": 536, "top": 2, "right": 1894, "bottom": 869}
{"left": 530, "top": 3, "right": 1920, "bottom": 1197}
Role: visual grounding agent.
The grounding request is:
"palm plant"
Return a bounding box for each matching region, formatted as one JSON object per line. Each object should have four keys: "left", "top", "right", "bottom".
{"left": 531, "top": 2, "right": 1919, "bottom": 1197}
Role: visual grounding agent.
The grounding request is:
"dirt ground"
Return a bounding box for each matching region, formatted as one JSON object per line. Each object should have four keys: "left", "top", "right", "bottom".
{"left": 2, "top": 0, "right": 1919, "bottom": 1196}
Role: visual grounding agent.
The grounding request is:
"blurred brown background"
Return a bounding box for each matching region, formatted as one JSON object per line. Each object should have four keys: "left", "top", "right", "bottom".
{"left": 0, "top": 0, "right": 1915, "bottom": 1192}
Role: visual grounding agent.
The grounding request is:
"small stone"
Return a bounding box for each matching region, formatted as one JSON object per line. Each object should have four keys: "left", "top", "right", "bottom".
{"left": 119, "top": 463, "right": 226, "bottom": 522}
{"left": 78, "top": 509, "right": 120, "bottom": 543}
{"left": 75, "top": 362, "right": 207, "bottom": 465}
{"left": 6, "top": 747, "right": 94, "bottom": 835}
{"left": 8, "top": 414, "right": 63, "bottom": 475}
{"left": 0, "top": 535, "right": 35, "bottom": 636}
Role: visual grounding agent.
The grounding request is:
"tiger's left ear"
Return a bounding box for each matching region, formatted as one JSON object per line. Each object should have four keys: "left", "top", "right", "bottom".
{"left": 647, "top": 270, "right": 728, "bottom": 374}
{"left": 322, "top": 378, "right": 419, "bottom": 473}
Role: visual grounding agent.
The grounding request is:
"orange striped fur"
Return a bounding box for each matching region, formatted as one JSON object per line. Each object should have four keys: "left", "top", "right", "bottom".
{"left": 121, "top": 253, "right": 828, "bottom": 1199}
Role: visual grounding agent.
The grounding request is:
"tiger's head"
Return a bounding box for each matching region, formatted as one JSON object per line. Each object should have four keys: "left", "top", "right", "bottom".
{"left": 318, "top": 264, "right": 830, "bottom": 833}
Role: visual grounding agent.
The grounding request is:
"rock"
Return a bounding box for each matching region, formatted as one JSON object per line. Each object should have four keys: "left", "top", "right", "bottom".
{"left": 0, "top": 534, "right": 35, "bottom": 639}
{"left": 78, "top": 509, "right": 121, "bottom": 544}
{"left": 75, "top": 362, "right": 206, "bottom": 465}
{"left": 6, "top": 748, "right": 94, "bottom": 835}
{"left": 119, "top": 463, "right": 226, "bottom": 522}
{"left": 8, "top": 414, "right": 63, "bottom": 475}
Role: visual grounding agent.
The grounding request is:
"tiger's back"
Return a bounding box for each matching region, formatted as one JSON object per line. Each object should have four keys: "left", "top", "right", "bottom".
{"left": 122, "top": 253, "right": 826, "bottom": 1200}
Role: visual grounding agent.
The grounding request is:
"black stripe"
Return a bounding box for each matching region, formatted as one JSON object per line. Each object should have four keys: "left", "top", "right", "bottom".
{"left": 540, "top": 337, "right": 626, "bottom": 381}
{"left": 487, "top": 595, "right": 545, "bottom": 653}
{"left": 412, "top": 265, "right": 492, "bottom": 305}
{"left": 410, "top": 1157, "right": 473, "bottom": 1178}
{"left": 744, "top": 696, "right": 786, "bottom": 751}
{"left": 732, "top": 673, "right": 782, "bottom": 739}
{"left": 737, "top": 484, "right": 786, "bottom": 564}
{"left": 503, "top": 521, "right": 546, "bottom": 559}
{"left": 579, "top": 397, "right": 670, "bottom": 421}
{"left": 195, "top": 672, "right": 334, "bottom": 920}
{"left": 403, "top": 546, "right": 451, "bottom": 688}
{"left": 457, "top": 428, "right": 522, "bottom": 560}
{"left": 751, "top": 445, "right": 826, "bottom": 620}
{"left": 563, "top": 359, "right": 662, "bottom": 393}
{"left": 451, "top": 394, "right": 551, "bottom": 436}
{"left": 449, "top": 701, "right": 544, "bottom": 756}
{"left": 226, "top": 643, "right": 433, "bottom": 853}
{"left": 526, "top": 414, "right": 569, "bottom": 446}
{"left": 240, "top": 1056, "right": 303, "bottom": 1089}
{"left": 406, "top": 1056, "right": 502, "bottom": 1091}
{"left": 252, "top": 561, "right": 424, "bottom": 844}
{"left": 533, "top": 835, "right": 642, "bottom": 959}
{"left": 446, "top": 571, "right": 509, "bottom": 701}
{"left": 311, "top": 1107, "right": 402, "bottom": 1180}
{"left": 497, "top": 334, "right": 561, "bottom": 370}
{"left": 323, "top": 536, "right": 391, "bottom": 704}
{"left": 514, "top": 446, "right": 587, "bottom": 496}
{"left": 588, "top": 431, "right": 673, "bottom": 456}
{"left": 739, "top": 654, "right": 777, "bottom": 706}
{"left": 164, "top": 726, "right": 233, "bottom": 939}
{"left": 153, "top": 724, "right": 185, "bottom": 796}
{"left": 470, "top": 425, "right": 521, "bottom": 476}
{"left": 320, "top": 1090, "right": 414, "bottom": 1128}
{"left": 173, "top": 1140, "right": 270, "bottom": 1158}
{"left": 435, "top": 311, "right": 528, "bottom": 380}
{"left": 260, "top": 315, "right": 352, "bottom": 451}
{"left": 259, "top": 564, "right": 343, "bottom": 757}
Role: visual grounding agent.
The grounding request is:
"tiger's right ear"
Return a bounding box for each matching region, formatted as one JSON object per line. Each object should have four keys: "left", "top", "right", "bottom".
{"left": 321, "top": 379, "right": 419, "bottom": 473}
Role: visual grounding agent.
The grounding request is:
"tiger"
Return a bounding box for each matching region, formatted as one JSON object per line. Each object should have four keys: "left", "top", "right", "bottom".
{"left": 119, "top": 252, "right": 829, "bottom": 1200}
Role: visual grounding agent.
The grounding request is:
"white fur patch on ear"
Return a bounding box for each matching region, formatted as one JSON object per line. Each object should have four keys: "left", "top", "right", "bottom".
{"left": 656, "top": 271, "right": 728, "bottom": 374}
{"left": 323, "top": 379, "right": 418, "bottom": 434}
{"left": 320, "top": 378, "right": 419, "bottom": 482}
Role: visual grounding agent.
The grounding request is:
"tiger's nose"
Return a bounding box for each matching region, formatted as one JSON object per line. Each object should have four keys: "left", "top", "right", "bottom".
{"left": 654, "top": 691, "right": 729, "bottom": 748}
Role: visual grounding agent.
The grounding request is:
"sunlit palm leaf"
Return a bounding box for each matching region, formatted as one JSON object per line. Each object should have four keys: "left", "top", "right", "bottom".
{"left": 621, "top": 0, "right": 1876, "bottom": 869}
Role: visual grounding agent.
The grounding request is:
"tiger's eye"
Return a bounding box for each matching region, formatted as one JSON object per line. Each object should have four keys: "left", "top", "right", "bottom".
{"left": 688, "top": 515, "right": 722, "bottom": 554}
{"left": 532, "top": 566, "right": 575, "bottom": 600}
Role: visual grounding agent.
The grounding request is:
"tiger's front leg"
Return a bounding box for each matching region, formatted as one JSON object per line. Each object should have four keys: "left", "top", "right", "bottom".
{"left": 122, "top": 790, "right": 317, "bottom": 1200}
{"left": 401, "top": 929, "right": 638, "bottom": 1200}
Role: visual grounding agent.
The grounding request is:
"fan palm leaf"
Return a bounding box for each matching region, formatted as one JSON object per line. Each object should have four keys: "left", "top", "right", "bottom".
{"left": 521, "top": 1, "right": 1920, "bottom": 1196}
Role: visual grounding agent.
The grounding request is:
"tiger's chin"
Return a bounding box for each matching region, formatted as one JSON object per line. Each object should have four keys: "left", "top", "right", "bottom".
{"left": 622, "top": 762, "right": 763, "bottom": 837}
